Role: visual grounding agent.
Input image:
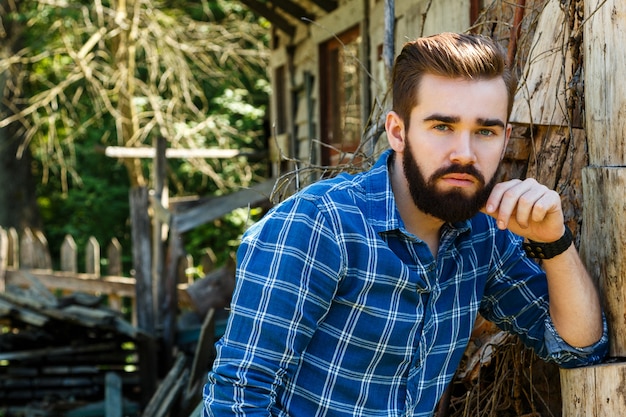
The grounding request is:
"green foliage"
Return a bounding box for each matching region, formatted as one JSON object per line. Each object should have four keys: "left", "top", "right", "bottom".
{"left": 3, "top": 0, "right": 271, "bottom": 273}
{"left": 35, "top": 125, "right": 132, "bottom": 271}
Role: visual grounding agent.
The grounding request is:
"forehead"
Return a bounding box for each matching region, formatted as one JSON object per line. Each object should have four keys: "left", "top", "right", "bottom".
{"left": 414, "top": 73, "right": 508, "bottom": 122}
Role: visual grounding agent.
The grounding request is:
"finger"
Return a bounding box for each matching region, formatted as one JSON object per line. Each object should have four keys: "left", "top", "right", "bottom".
{"left": 484, "top": 179, "right": 522, "bottom": 215}
{"left": 529, "top": 190, "right": 562, "bottom": 223}
{"left": 514, "top": 186, "right": 549, "bottom": 228}
{"left": 490, "top": 179, "right": 536, "bottom": 229}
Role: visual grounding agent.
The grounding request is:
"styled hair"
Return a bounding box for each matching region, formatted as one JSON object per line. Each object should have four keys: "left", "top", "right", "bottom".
{"left": 391, "top": 32, "right": 517, "bottom": 128}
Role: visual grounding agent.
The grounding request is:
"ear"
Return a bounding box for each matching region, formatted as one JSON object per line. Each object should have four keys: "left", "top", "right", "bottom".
{"left": 385, "top": 111, "right": 406, "bottom": 152}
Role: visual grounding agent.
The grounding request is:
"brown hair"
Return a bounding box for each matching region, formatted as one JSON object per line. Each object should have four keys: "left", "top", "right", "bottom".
{"left": 391, "top": 32, "right": 516, "bottom": 128}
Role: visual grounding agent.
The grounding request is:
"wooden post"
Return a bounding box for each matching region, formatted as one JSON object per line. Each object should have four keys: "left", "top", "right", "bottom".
{"left": 162, "top": 217, "right": 183, "bottom": 372}
{"left": 561, "top": 362, "right": 626, "bottom": 416}
{"left": 105, "top": 372, "right": 123, "bottom": 417}
{"left": 562, "top": 0, "right": 626, "bottom": 415}
{"left": 0, "top": 227, "right": 7, "bottom": 292}
{"left": 129, "top": 185, "right": 158, "bottom": 405}
{"left": 152, "top": 136, "right": 169, "bottom": 366}
{"left": 130, "top": 186, "right": 154, "bottom": 334}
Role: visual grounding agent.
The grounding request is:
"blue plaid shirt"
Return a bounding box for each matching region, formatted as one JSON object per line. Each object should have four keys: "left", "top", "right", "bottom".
{"left": 203, "top": 150, "right": 608, "bottom": 417}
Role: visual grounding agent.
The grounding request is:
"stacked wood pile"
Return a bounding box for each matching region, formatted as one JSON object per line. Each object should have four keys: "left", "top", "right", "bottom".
{"left": 0, "top": 276, "right": 144, "bottom": 415}
{"left": 0, "top": 227, "right": 220, "bottom": 416}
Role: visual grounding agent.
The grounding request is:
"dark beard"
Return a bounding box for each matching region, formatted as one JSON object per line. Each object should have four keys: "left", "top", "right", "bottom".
{"left": 401, "top": 142, "right": 499, "bottom": 223}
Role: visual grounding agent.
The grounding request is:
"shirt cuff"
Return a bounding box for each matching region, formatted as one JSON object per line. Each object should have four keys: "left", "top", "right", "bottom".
{"left": 542, "top": 313, "right": 609, "bottom": 368}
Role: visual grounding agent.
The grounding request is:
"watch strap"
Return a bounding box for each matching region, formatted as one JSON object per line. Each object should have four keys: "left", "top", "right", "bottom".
{"left": 522, "top": 226, "right": 573, "bottom": 259}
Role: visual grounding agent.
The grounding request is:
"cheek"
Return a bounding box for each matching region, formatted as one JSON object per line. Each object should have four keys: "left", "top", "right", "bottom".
{"left": 479, "top": 146, "right": 507, "bottom": 176}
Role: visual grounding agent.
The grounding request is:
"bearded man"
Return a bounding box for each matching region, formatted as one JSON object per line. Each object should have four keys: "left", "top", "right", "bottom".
{"left": 203, "top": 32, "right": 607, "bottom": 417}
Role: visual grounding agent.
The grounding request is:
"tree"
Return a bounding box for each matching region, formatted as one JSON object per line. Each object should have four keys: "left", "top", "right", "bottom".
{"left": 0, "top": 0, "right": 270, "bottom": 265}
{"left": 0, "top": 0, "right": 41, "bottom": 230}
{"left": 2, "top": 0, "right": 268, "bottom": 186}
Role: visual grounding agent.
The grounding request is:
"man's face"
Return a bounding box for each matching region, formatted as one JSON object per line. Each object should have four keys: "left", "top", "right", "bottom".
{"left": 401, "top": 74, "right": 511, "bottom": 223}
{"left": 402, "top": 138, "right": 500, "bottom": 223}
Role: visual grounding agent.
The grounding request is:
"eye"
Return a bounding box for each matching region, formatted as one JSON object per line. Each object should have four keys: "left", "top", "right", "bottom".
{"left": 433, "top": 124, "right": 451, "bottom": 132}
{"left": 477, "top": 128, "right": 496, "bottom": 137}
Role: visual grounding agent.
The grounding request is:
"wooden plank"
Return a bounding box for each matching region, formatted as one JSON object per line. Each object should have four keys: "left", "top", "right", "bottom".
{"left": 561, "top": 362, "right": 626, "bottom": 416}
{"left": 0, "top": 342, "right": 118, "bottom": 361}
{"left": 3, "top": 270, "right": 192, "bottom": 306}
{"left": 106, "top": 238, "right": 123, "bottom": 276}
{"left": 85, "top": 236, "right": 101, "bottom": 276}
{"left": 580, "top": 167, "right": 626, "bottom": 357}
{"left": 584, "top": 0, "right": 626, "bottom": 165}
{"left": 5, "top": 269, "right": 136, "bottom": 297}
{"left": 0, "top": 297, "right": 49, "bottom": 326}
{"left": 271, "top": 0, "right": 314, "bottom": 21}
{"left": 0, "top": 227, "right": 8, "bottom": 292}
{"left": 162, "top": 221, "right": 184, "bottom": 372}
{"left": 185, "top": 263, "right": 235, "bottom": 317}
{"left": 142, "top": 352, "right": 188, "bottom": 417}
{"left": 60, "top": 235, "right": 78, "bottom": 273}
{"left": 7, "top": 227, "right": 18, "bottom": 268}
{"left": 238, "top": 0, "right": 296, "bottom": 36}
{"left": 129, "top": 186, "right": 154, "bottom": 334}
{"left": 510, "top": 0, "right": 573, "bottom": 126}
{"left": 104, "top": 146, "right": 262, "bottom": 159}
{"left": 185, "top": 309, "right": 216, "bottom": 406}
{"left": 173, "top": 179, "right": 276, "bottom": 233}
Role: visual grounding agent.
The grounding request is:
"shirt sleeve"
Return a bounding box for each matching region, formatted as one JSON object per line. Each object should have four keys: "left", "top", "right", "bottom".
{"left": 479, "top": 230, "right": 609, "bottom": 368}
{"left": 203, "top": 196, "right": 344, "bottom": 416}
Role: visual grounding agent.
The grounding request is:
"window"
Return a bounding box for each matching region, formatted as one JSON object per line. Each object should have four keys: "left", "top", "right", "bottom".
{"left": 319, "top": 26, "right": 362, "bottom": 167}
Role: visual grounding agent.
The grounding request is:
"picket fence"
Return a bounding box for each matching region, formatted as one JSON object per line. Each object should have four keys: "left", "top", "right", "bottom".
{"left": 0, "top": 226, "right": 192, "bottom": 319}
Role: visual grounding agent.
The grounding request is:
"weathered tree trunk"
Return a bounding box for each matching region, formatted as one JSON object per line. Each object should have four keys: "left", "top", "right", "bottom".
{"left": 112, "top": 0, "right": 144, "bottom": 187}
{"left": 0, "top": 2, "right": 41, "bottom": 231}
{"left": 561, "top": 362, "right": 626, "bottom": 416}
{"left": 0, "top": 124, "right": 41, "bottom": 230}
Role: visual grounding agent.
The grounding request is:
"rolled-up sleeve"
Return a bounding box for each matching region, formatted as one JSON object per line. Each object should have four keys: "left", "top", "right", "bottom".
{"left": 541, "top": 313, "right": 609, "bottom": 368}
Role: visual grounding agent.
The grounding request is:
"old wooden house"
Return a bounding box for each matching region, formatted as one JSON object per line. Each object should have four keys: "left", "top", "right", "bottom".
{"left": 241, "top": 0, "right": 477, "bottom": 177}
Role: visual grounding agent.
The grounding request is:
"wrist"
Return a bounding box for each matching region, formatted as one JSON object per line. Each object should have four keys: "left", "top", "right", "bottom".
{"left": 523, "top": 226, "right": 573, "bottom": 259}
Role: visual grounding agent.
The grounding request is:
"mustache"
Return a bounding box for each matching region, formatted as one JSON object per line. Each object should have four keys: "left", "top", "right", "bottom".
{"left": 430, "top": 164, "right": 485, "bottom": 185}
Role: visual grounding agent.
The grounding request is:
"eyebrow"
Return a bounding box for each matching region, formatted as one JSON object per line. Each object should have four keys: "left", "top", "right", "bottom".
{"left": 423, "top": 114, "right": 505, "bottom": 129}
{"left": 476, "top": 117, "right": 506, "bottom": 128}
{"left": 423, "top": 114, "right": 459, "bottom": 124}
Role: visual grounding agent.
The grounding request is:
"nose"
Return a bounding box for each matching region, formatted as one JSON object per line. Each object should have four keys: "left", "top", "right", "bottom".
{"left": 449, "top": 131, "right": 476, "bottom": 165}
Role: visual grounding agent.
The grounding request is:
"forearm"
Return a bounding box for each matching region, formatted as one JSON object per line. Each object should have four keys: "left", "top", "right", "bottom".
{"left": 542, "top": 244, "right": 604, "bottom": 348}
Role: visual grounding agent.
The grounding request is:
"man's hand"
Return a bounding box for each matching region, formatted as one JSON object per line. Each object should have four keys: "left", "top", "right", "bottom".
{"left": 481, "top": 178, "right": 565, "bottom": 242}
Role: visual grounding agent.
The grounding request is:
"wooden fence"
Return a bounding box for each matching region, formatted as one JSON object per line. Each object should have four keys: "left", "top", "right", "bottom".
{"left": 0, "top": 176, "right": 276, "bottom": 415}
{"left": 0, "top": 226, "right": 192, "bottom": 322}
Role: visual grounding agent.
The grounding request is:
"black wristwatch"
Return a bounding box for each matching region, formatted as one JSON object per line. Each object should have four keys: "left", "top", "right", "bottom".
{"left": 522, "top": 226, "right": 573, "bottom": 259}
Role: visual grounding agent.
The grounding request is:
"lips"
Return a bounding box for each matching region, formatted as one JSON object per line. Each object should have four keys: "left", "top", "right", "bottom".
{"left": 440, "top": 173, "right": 477, "bottom": 187}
